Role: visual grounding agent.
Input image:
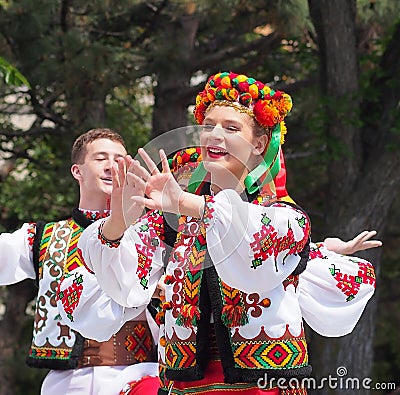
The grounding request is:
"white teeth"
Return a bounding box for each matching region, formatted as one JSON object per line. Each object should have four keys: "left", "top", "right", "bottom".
{"left": 208, "top": 148, "right": 227, "bottom": 154}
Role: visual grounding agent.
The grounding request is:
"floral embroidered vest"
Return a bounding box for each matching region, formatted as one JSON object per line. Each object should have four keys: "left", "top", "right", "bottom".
{"left": 160, "top": 187, "right": 312, "bottom": 385}
{"left": 26, "top": 209, "right": 98, "bottom": 369}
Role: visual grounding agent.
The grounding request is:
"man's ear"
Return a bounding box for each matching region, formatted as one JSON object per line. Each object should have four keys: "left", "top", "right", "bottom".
{"left": 71, "top": 164, "right": 82, "bottom": 182}
{"left": 253, "top": 134, "right": 269, "bottom": 155}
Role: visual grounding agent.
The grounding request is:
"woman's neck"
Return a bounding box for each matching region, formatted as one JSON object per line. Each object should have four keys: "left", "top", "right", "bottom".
{"left": 210, "top": 173, "right": 246, "bottom": 195}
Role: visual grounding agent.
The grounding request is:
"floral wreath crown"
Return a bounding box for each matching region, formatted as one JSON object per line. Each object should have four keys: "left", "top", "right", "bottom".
{"left": 192, "top": 71, "right": 293, "bottom": 194}
{"left": 193, "top": 71, "right": 292, "bottom": 143}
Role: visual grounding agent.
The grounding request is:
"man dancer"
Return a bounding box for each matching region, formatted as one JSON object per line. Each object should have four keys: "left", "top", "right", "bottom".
{"left": 0, "top": 128, "right": 159, "bottom": 394}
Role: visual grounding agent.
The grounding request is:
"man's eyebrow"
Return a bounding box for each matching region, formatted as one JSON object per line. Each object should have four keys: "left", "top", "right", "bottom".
{"left": 92, "top": 151, "right": 124, "bottom": 156}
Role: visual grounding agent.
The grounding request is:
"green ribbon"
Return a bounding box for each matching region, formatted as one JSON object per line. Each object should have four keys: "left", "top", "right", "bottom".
{"left": 187, "top": 161, "right": 208, "bottom": 194}
{"left": 244, "top": 124, "right": 281, "bottom": 194}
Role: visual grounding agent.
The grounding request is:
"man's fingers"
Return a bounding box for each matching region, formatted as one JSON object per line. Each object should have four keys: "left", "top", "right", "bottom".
{"left": 131, "top": 195, "right": 156, "bottom": 210}
{"left": 126, "top": 173, "right": 146, "bottom": 190}
{"left": 111, "top": 163, "right": 120, "bottom": 189}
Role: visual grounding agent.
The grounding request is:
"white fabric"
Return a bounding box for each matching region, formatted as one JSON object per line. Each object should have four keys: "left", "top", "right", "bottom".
{"left": 57, "top": 265, "right": 145, "bottom": 341}
{"left": 299, "top": 242, "right": 375, "bottom": 336}
{"left": 206, "top": 189, "right": 308, "bottom": 293}
{"left": 69, "top": 190, "right": 375, "bottom": 345}
{"left": 78, "top": 218, "right": 164, "bottom": 308}
{"left": 0, "top": 223, "right": 36, "bottom": 285}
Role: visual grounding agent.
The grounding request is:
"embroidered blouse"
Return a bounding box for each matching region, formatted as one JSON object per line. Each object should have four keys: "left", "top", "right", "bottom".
{"left": 56, "top": 189, "right": 376, "bottom": 383}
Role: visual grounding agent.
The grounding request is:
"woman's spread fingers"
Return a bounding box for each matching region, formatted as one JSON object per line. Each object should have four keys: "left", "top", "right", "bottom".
{"left": 130, "top": 160, "right": 150, "bottom": 181}
{"left": 160, "top": 149, "right": 170, "bottom": 173}
{"left": 138, "top": 148, "right": 159, "bottom": 175}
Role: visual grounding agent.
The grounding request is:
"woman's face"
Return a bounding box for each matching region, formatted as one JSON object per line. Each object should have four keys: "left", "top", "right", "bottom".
{"left": 200, "top": 105, "right": 267, "bottom": 189}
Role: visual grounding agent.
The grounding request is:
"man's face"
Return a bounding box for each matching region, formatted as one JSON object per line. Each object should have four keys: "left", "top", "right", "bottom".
{"left": 72, "top": 138, "right": 127, "bottom": 199}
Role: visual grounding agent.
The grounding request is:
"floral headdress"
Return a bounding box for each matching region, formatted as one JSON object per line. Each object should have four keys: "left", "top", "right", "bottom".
{"left": 192, "top": 71, "right": 293, "bottom": 194}
{"left": 194, "top": 71, "right": 292, "bottom": 141}
{"left": 169, "top": 147, "right": 203, "bottom": 191}
{"left": 169, "top": 147, "right": 202, "bottom": 173}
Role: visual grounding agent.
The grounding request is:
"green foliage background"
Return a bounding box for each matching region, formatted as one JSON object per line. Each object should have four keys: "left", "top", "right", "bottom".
{"left": 1, "top": 0, "right": 400, "bottom": 393}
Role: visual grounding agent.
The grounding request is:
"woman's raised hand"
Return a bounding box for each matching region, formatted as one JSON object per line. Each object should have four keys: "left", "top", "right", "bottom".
{"left": 131, "top": 148, "right": 184, "bottom": 214}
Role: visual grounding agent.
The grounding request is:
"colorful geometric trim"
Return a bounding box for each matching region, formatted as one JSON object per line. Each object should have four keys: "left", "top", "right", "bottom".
{"left": 81, "top": 209, "right": 110, "bottom": 221}
{"left": 63, "top": 220, "right": 87, "bottom": 274}
{"left": 168, "top": 382, "right": 277, "bottom": 394}
{"left": 124, "top": 323, "right": 154, "bottom": 362}
{"left": 28, "top": 346, "right": 71, "bottom": 361}
{"left": 201, "top": 195, "right": 215, "bottom": 227}
{"left": 165, "top": 340, "right": 197, "bottom": 369}
{"left": 175, "top": 215, "right": 208, "bottom": 328}
{"left": 219, "top": 280, "right": 249, "bottom": 328}
{"left": 158, "top": 363, "right": 173, "bottom": 393}
{"left": 37, "top": 222, "right": 57, "bottom": 278}
{"left": 232, "top": 337, "right": 308, "bottom": 369}
{"left": 98, "top": 219, "right": 122, "bottom": 248}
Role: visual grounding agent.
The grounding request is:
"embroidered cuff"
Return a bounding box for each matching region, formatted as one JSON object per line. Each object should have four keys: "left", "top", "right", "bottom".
{"left": 98, "top": 220, "right": 123, "bottom": 248}
{"left": 201, "top": 195, "right": 215, "bottom": 228}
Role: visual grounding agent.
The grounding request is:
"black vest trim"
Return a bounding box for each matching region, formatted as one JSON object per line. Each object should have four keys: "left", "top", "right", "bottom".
{"left": 32, "top": 220, "right": 46, "bottom": 288}
{"left": 26, "top": 332, "right": 85, "bottom": 370}
{"left": 71, "top": 207, "right": 93, "bottom": 228}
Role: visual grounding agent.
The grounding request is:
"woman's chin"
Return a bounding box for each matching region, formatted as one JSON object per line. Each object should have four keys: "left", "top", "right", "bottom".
{"left": 203, "top": 160, "right": 225, "bottom": 174}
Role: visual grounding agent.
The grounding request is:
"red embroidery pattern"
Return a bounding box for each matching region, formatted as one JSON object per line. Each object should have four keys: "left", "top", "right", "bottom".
{"left": 330, "top": 260, "right": 376, "bottom": 302}
{"left": 202, "top": 195, "right": 215, "bottom": 226}
{"left": 249, "top": 207, "right": 309, "bottom": 272}
{"left": 26, "top": 222, "right": 36, "bottom": 249}
{"left": 309, "top": 242, "right": 326, "bottom": 259}
{"left": 135, "top": 217, "right": 162, "bottom": 290}
{"left": 57, "top": 272, "right": 84, "bottom": 322}
{"left": 81, "top": 209, "right": 110, "bottom": 221}
{"left": 146, "top": 210, "right": 165, "bottom": 240}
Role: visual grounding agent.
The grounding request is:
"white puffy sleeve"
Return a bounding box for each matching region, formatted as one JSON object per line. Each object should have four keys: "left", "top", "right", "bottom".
{"left": 77, "top": 211, "right": 165, "bottom": 308}
{"left": 0, "top": 223, "right": 36, "bottom": 285}
{"left": 204, "top": 189, "right": 310, "bottom": 294}
{"left": 56, "top": 265, "right": 143, "bottom": 341}
{"left": 299, "top": 242, "right": 376, "bottom": 337}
